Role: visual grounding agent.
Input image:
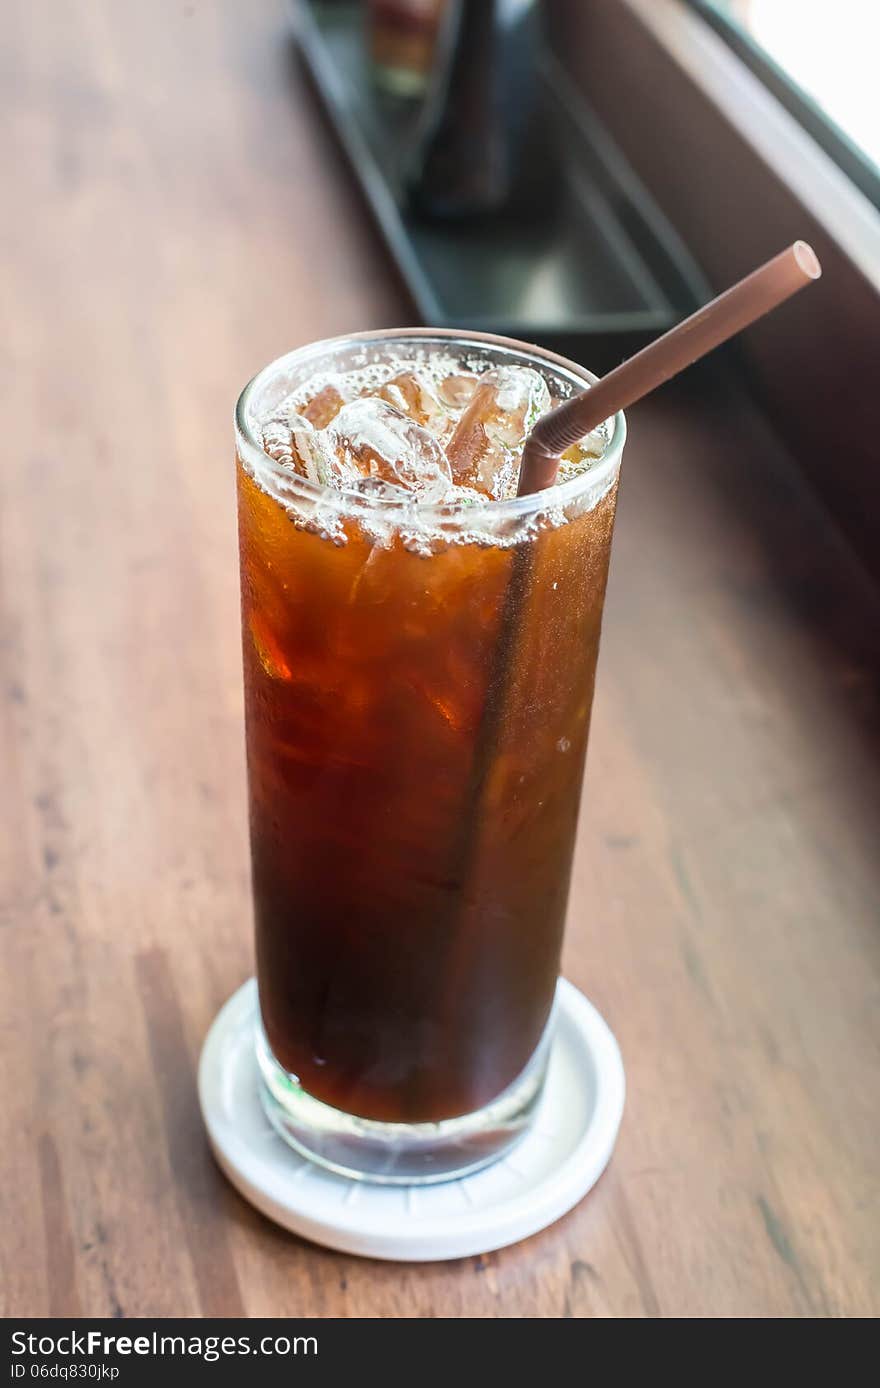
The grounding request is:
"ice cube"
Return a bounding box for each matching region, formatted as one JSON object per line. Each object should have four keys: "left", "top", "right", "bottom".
{"left": 438, "top": 372, "right": 480, "bottom": 410}
{"left": 445, "top": 366, "right": 551, "bottom": 497}
{"left": 303, "top": 384, "right": 346, "bottom": 428}
{"left": 487, "top": 366, "right": 551, "bottom": 442}
{"left": 328, "top": 398, "right": 452, "bottom": 501}
{"left": 261, "top": 411, "right": 338, "bottom": 485}
{"left": 554, "top": 422, "right": 611, "bottom": 483}
{"left": 261, "top": 419, "right": 296, "bottom": 468}
{"left": 562, "top": 423, "right": 608, "bottom": 463}
{"left": 289, "top": 420, "right": 343, "bottom": 487}
{"left": 376, "top": 371, "right": 442, "bottom": 427}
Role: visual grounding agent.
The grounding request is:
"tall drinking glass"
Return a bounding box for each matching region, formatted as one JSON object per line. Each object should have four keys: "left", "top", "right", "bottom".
{"left": 235, "top": 330, "right": 625, "bottom": 1182}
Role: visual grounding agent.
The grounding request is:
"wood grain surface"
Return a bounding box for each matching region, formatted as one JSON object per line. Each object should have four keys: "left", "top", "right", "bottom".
{"left": 2, "top": 0, "right": 879, "bottom": 1318}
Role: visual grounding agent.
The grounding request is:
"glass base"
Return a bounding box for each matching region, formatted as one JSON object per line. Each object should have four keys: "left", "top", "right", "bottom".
{"left": 256, "top": 1018, "right": 554, "bottom": 1186}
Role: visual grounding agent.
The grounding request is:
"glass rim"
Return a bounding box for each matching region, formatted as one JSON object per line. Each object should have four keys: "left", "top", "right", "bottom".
{"left": 234, "top": 327, "right": 627, "bottom": 524}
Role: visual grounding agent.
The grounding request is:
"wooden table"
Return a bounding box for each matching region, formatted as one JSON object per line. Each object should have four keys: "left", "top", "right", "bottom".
{"left": 3, "top": 0, "right": 878, "bottom": 1318}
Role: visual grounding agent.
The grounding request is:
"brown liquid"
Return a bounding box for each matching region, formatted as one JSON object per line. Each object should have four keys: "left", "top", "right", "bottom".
{"left": 237, "top": 464, "right": 617, "bottom": 1124}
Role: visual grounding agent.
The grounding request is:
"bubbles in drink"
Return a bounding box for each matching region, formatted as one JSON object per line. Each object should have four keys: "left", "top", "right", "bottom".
{"left": 253, "top": 350, "right": 610, "bottom": 533}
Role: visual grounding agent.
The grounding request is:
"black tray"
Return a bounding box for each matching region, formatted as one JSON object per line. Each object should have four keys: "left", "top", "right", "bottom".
{"left": 294, "top": 0, "right": 709, "bottom": 369}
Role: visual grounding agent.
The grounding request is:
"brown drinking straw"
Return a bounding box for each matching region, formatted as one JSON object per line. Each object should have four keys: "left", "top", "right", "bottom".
{"left": 518, "top": 240, "right": 821, "bottom": 495}
{"left": 431, "top": 244, "right": 821, "bottom": 1089}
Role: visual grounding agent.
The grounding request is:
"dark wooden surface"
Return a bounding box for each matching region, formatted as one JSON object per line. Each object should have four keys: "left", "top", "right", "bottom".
{"left": 2, "top": 0, "right": 879, "bottom": 1318}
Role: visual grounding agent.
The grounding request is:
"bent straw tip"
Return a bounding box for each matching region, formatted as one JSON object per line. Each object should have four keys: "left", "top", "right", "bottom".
{"left": 517, "top": 239, "right": 822, "bottom": 497}
{"left": 792, "top": 240, "right": 822, "bottom": 281}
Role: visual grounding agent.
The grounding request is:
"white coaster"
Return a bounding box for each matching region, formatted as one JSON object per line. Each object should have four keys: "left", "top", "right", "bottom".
{"left": 199, "top": 977, "right": 625, "bottom": 1262}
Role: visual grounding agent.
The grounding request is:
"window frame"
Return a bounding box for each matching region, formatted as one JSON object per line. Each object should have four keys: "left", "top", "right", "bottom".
{"left": 690, "top": 0, "right": 880, "bottom": 212}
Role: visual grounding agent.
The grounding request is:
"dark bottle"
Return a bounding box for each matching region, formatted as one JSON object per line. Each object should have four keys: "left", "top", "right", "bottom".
{"left": 405, "top": 0, "right": 547, "bottom": 219}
